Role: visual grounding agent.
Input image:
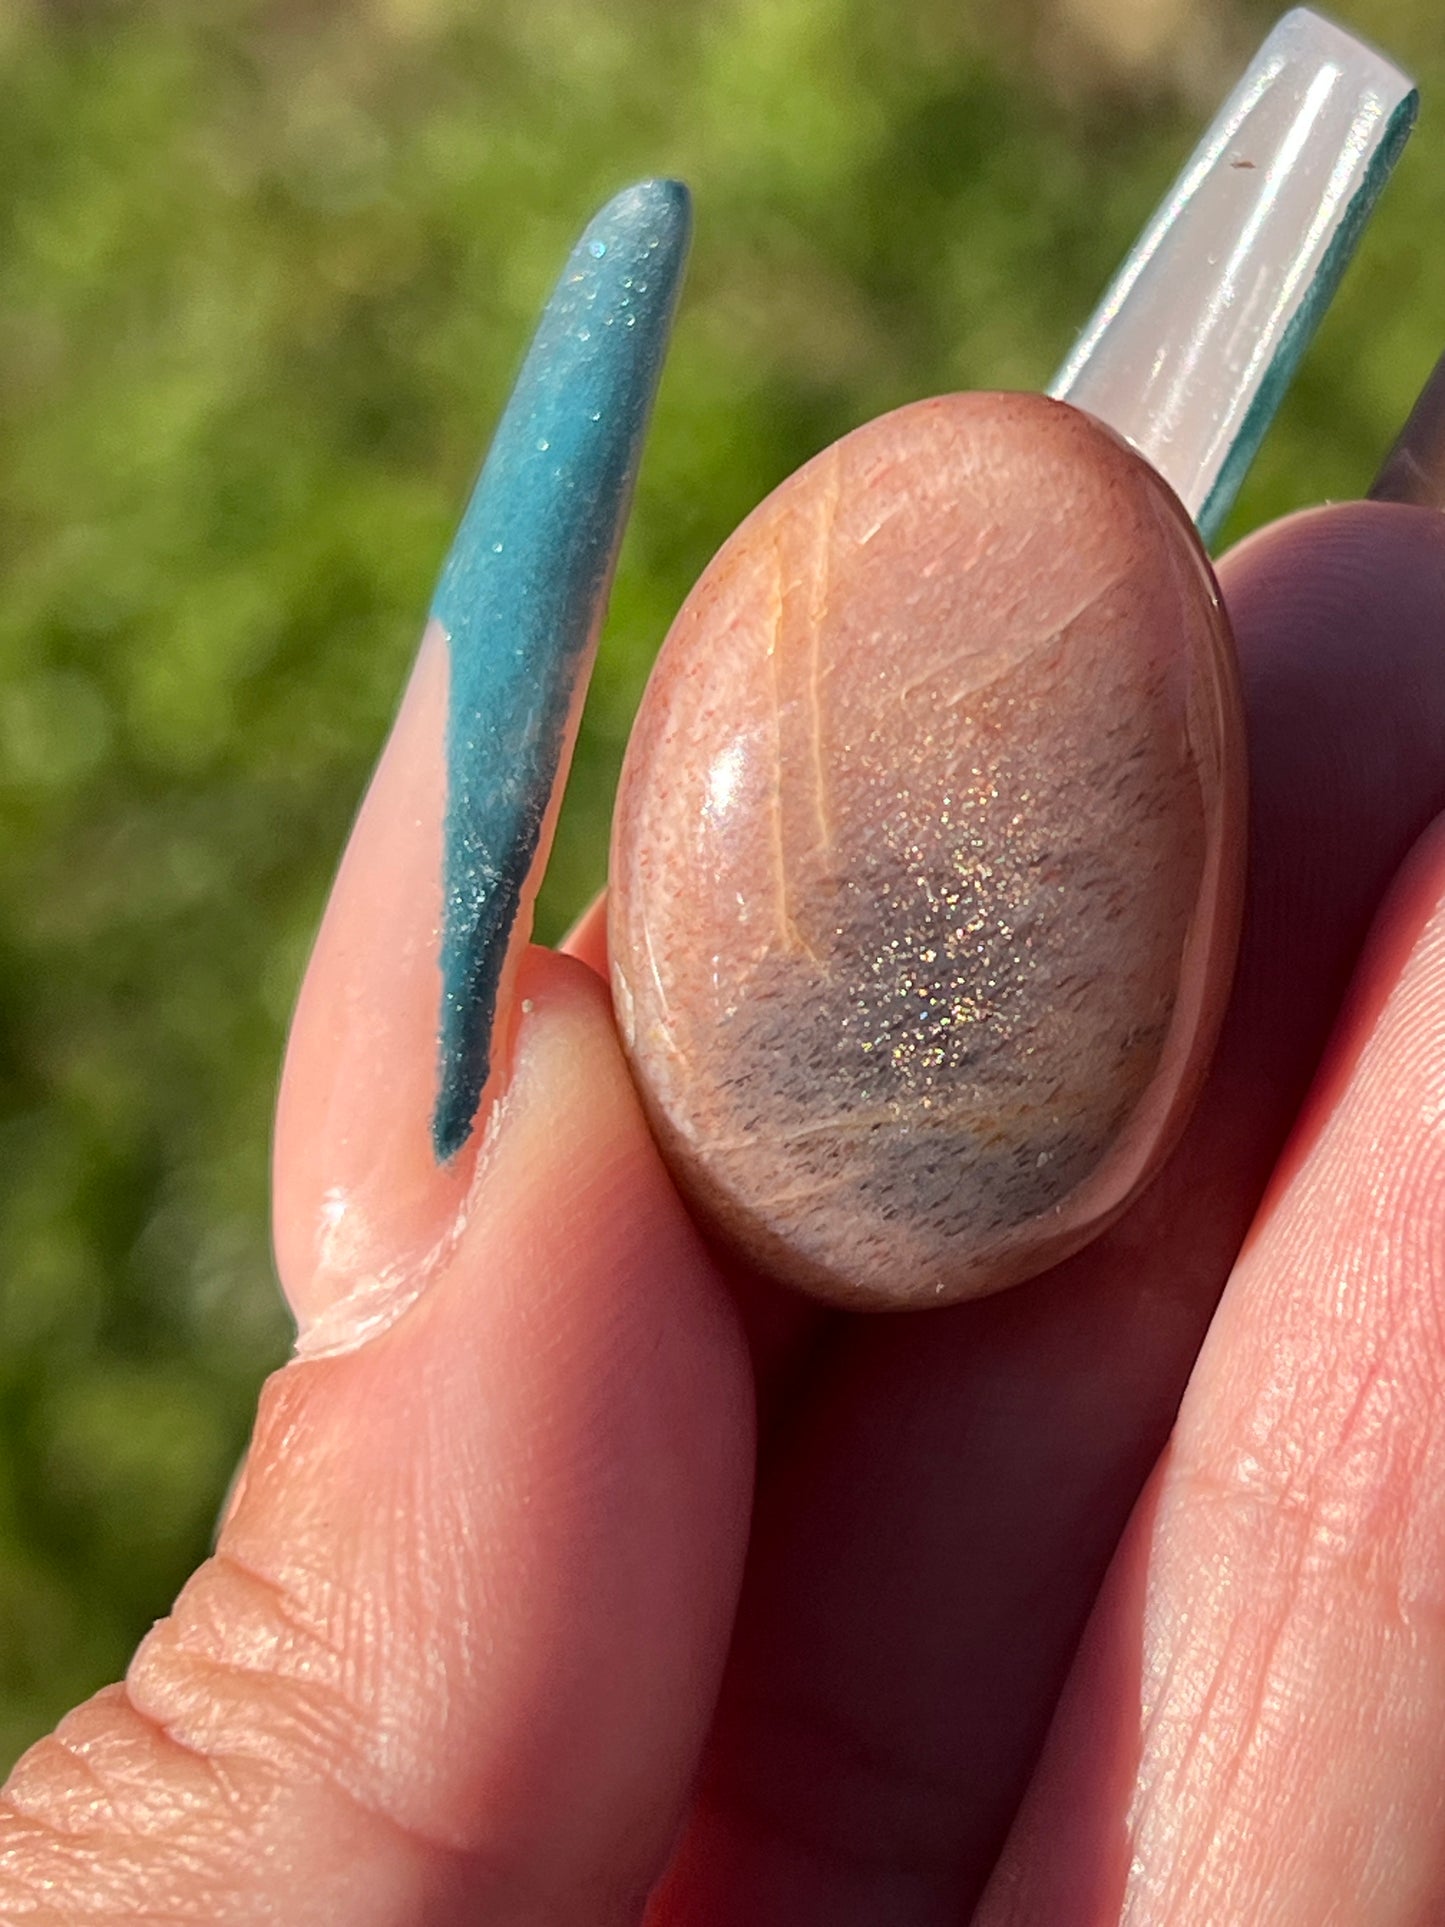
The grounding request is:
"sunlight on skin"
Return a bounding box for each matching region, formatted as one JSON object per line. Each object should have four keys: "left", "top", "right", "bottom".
{"left": 981, "top": 827, "right": 1445, "bottom": 1926}
{"left": 0, "top": 951, "right": 754, "bottom": 1924}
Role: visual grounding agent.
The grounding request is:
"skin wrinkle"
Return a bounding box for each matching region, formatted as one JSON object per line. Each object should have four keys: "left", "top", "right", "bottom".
{"left": 1115, "top": 863, "right": 1445, "bottom": 1921}
{"left": 1132, "top": 1509, "right": 1306, "bottom": 1919}
{"left": 0, "top": 1690, "right": 344, "bottom": 1920}
{"left": 1176, "top": 1467, "right": 1445, "bottom": 1647}
{"left": 15, "top": 1264, "right": 709, "bottom": 1927}
{"left": 132, "top": 1567, "right": 395, "bottom": 1810}
{"left": 171, "top": 1721, "right": 498, "bottom": 1925}
{"left": 204, "top": 1546, "right": 353, "bottom": 1666}
{"left": 1159, "top": 1537, "right": 1390, "bottom": 1924}
{"left": 1231, "top": 1089, "right": 1445, "bottom": 1502}
{"left": 134, "top": 1360, "right": 521, "bottom": 1862}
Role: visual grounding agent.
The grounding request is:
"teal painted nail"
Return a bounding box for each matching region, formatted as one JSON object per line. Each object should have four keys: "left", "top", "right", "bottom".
{"left": 430, "top": 178, "right": 691, "bottom": 1161}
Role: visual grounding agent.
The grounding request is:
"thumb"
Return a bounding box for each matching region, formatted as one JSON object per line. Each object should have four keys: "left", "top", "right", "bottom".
{"left": 0, "top": 958, "right": 752, "bottom": 1927}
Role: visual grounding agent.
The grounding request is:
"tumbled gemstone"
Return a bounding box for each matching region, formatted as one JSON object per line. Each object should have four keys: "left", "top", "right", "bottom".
{"left": 609, "top": 392, "right": 1246, "bottom": 1307}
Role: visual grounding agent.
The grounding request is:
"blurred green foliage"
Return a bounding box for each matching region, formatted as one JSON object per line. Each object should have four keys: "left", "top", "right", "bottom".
{"left": 0, "top": 0, "right": 1439, "bottom": 1768}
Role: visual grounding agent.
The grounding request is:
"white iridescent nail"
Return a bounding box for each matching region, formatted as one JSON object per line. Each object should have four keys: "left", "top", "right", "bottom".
{"left": 1052, "top": 7, "right": 1416, "bottom": 541}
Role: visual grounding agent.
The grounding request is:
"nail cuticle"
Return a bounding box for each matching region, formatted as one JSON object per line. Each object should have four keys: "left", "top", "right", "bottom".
{"left": 290, "top": 1064, "right": 511, "bottom": 1359}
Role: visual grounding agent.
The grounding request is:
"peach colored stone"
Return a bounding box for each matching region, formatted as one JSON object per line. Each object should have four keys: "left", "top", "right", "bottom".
{"left": 609, "top": 393, "right": 1246, "bottom": 1308}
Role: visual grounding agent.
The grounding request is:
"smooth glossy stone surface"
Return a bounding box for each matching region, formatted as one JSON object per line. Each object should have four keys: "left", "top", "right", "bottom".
{"left": 609, "top": 393, "right": 1246, "bottom": 1308}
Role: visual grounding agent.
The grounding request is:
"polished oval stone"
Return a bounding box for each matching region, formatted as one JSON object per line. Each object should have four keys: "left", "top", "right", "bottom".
{"left": 609, "top": 392, "right": 1246, "bottom": 1308}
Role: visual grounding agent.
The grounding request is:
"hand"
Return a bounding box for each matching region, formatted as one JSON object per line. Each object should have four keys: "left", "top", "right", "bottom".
{"left": 0, "top": 493, "right": 1442, "bottom": 1924}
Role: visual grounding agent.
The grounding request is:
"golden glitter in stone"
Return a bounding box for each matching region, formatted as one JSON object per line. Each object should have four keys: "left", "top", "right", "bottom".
{"left": 609, "top": 393, "right": 1246, "bottom": 1308}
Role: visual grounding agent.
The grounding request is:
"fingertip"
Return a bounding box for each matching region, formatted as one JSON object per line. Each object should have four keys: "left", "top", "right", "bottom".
{"left": 1217, "top": 496, "right": 1445, "bottom": 642}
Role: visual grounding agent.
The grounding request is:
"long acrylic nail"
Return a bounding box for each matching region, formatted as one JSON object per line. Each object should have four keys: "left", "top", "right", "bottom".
{"left": 432, "top": 178, "right": 691, "bottom": 1159}
{"left": 274, "top": 180, "right": 690, "bottom": 1350}
{"left": 1053, "top": 7, "right": 1415, "bottom": 544}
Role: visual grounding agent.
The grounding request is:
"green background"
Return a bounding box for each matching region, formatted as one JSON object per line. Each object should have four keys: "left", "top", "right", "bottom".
{"left": 0, "top": 0, "right": 1437, "bottom": 1768}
